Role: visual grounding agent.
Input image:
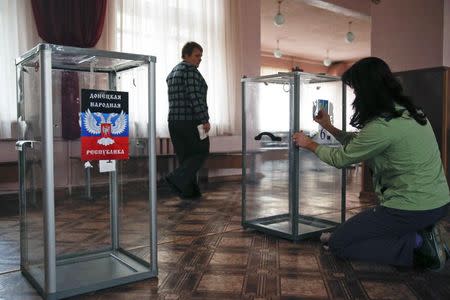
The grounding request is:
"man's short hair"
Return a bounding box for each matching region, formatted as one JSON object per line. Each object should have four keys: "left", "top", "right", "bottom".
{"left": 182, "top": 42, "right": 203, "bottom": 58}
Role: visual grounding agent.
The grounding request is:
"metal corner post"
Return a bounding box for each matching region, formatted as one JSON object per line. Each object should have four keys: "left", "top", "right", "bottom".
{"left": 16, "top": 63, "right": 27, "bottom": 270}
{"left": 290, "top": 73, "right": 300, "bottom": 237}
{"left": 40, "top": 48, "right": 56, "bottom": 294}
{"left": 148, "top": 60, "right": 158, "bottom": 274}
{"left": 241, "top": 79, "right": 247, "bottom": 226}
{"left": 108, "top": 72, "right": 119, "bottom": 250}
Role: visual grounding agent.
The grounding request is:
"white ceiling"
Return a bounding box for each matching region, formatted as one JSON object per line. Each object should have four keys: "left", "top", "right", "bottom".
{"left": 261, "top": 0, "right": 371, "bottom": 62}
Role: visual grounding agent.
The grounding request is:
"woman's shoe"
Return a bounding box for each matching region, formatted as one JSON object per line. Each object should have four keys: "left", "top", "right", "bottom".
{"left": 436, "top": 221, "right": 450, "bottom": 260}
{"left": 444, "top": 243, "right": 450, "bottom": 260}
{"left": 416, "top": 225, "right": 446, "bottom": 272}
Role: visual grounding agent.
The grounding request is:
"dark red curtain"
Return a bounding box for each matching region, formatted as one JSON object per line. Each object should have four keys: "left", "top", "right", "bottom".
{"left": 31, "top": 0, "right": 107, "bottom": 140}
{"left": 31, "top": 0, "right": 107, "bottom": 47}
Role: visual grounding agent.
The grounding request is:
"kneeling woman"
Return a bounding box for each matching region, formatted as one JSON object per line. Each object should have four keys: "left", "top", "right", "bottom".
{"left": 293, "top": 57, "right": 449, "bottom": 271}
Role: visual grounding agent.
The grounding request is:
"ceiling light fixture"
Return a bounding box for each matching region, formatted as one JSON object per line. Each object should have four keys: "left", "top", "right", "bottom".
{"left": 323, "top": 49, "right": 332, "bottom": 67}
{"left": 345, "top": 21, "right": 355, "bottom": 43}
{"left": 274, "top": 39, "right": 283, "bottom": 58}
{"left": 273, "top": 0, "right": 285, "bottom": 27}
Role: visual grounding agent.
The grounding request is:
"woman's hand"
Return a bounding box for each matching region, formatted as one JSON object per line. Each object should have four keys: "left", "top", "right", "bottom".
{"left": 314, "top": 109, "right": 332, "bottom": 129}
{"left": 292, "top": 131, "right": 318, "bottom": 152}
{"left": 203, "top": 122, "right": 211, "bottom": 133}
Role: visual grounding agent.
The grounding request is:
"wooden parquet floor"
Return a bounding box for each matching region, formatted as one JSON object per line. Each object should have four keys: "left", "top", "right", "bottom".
{"left": 1, "top": 169, "right": 450, "bottom": 299}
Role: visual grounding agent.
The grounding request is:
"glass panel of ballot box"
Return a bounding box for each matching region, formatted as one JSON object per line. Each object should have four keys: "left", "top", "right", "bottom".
{"left": 241, "top": 72, "right": 347, "bottom": 241}
{"left": 15, "top": 43, "right": 157, "bottom": 300}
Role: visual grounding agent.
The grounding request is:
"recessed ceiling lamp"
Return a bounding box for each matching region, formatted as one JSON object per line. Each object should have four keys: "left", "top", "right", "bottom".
{"left": 323, "top": 49, "right": 332, "bottom": 67}
{"left": 345, "top": 21, "right": 355, "bottom": 43}
{"left": 274, "top": 39, "right": 283, "bottom": 58}
{"left": 273, "top": 0, "right": 285, "bottom": 26}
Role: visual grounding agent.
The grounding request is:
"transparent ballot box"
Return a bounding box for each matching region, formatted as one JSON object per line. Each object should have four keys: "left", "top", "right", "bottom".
{"left": 15, "top": 44, "right": 157, "bottom": 299}
{"left": 241, "top": 72, "right": 347, "bottom": 241}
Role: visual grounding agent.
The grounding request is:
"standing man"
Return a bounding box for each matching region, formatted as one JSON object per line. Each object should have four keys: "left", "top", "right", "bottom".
{"left": 165, "top": 41, "right": 210, "bottom": 198}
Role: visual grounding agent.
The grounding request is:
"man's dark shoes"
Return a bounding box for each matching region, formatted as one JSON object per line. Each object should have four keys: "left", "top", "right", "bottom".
{"left": 178, "top": 183, "right": 202, "bottom": 199}
{"left": 164, "top": 176, "right": 183, "bottom": 197}
{"left": 414, "top": 225, "right": 446, "bottom": 272}
{"left": 190, "top": 184, "right": 202, "bottom": 198}
{"left": 183, "top": 191, "right": 202, "bottom": 199}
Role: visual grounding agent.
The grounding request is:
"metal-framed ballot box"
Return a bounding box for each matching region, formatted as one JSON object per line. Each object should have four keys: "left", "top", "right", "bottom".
{"left": 241, "top": 72, "right": 347, "bottom": 241}
{"left": 15, "top": 43, "right": 157, "bottom": 299}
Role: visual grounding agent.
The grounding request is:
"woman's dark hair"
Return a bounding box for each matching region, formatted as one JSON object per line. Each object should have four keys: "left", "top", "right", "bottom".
{"left": 342, "top": 57, "right": 427, "bottom": 129}
{"left": 181, "top": 41, "right": 203, "bottom": 59}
